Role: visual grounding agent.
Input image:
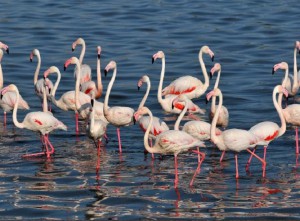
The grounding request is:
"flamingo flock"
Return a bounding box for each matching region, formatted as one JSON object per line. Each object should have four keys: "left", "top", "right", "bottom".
{"left": 1, "top": 38, "right": 300, "bottom": 189}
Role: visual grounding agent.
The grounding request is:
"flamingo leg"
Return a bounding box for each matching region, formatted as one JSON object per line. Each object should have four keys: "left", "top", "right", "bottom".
{"left": 296, "top": 127, "right": 299, "bottom": 154}
{"left": 96, "top": 141, "right": 101, "bottom": 173}
{"left": 245, "top": 146, "right": 257, "bottom": 170}
{"left": 22, "top": 135, "right": 48, "bottom": 158}
{"left": 75, "top": 112, "right": 79, "bottom": 133}
{"left": 104, "top": 133, "right": 109, "bottom": 143}
{"left": 219, "top": 150, "right": 226, "bottom": 162}
{"left": 263, "top": 145, "right": 268, "bottom": 161}
{"left": 117, "top": 127, "right": 122, "bottom": 153}
{"left": 45, "top": 135, "right": 55, "bottom": 158}
{"left": 246, "top": 149, "right": 266, "bottom": 177}
{"left": 235, "top": 154, "right": 239, "bottom": 179}
{"left": 190, "top": 162, "right": 201, "bottom": 187}
{"left": 3, "top": 112, "right": 6, "bottom": 126}
{"left": 174, "top": 154, "right": 179, "bottom": 189}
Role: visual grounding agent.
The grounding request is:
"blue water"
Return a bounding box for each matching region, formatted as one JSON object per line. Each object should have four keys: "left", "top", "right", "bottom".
{"left": 0, "top": 0, "right": 300, "bottom": 220}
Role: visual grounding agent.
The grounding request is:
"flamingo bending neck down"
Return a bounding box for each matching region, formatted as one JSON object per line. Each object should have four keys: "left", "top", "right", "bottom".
{"left": 134, "top": 102, "right": 206, "bottom": 188}
{"left": 0, "top": 49, "right": 30, "bottom": 126}
{"left": 1, "top": 84, "right": 67, "bottom": 158}
{"left": 103, "top": 61, "right": 135, "bottom": 153}
{"left": 160, "top": 45, "right": 214, "bottom": 99}
{"left": 246, "top": 85, "right": 288, "bottom": 173}
{"left": 152, "top": 50, "right": 206, "bottom": 116}
{"left": 207, "top": 88, "right": 265, "bottom": 179}
{"left": 80, "top": 46, "right": 103, "bottom": 99}
{"left": 209, "top": 63, "right": 229, "bottom": 128}
{"left": 30, "top": 48, "right": 53, "bottom": 109}
{"left": 72, "top": 37, "right": 92, "bottom": 84}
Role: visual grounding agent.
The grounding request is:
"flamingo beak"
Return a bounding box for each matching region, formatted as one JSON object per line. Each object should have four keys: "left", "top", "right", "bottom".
{"left": 211, "top": 55, "right": 214, "bottom": 62}
{"left": 72, "top": 47, "right": 74, "bottom": 52}
{"left": 98, "top": 54, "right": 101, "bottom": 59}
{"left": 138, "top": 86, "right": 140, "bottom": 91}
{"left": 104, "top": 69, "right": 108, "bottom": 77}
{"left": 152, "top": 57, "right": 155, "bottom": 64}
{"left": 64, "top": 65, "right": 67, "bottom": 71}
{"left": 272, "top": 68, "right": 275, "bottom": 75}
{"left": 209, "top": 72, "right": 213, "bottom": 79}
{"left": 6, "top": 48, "right": 9, "bottom": 54}
{"left": 133, "top": 116, "right": 136, "bottom": 125}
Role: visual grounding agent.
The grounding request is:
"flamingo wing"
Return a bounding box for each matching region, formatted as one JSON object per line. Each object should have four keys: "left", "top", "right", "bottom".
{"left": 223, "top": 129, "right": 259, "bottom": 152}
{"left": 249, "top": 121, "right": 279, "bottom": 145}
{"left": 106, "top": 106, "right": 134, "bottom": 126}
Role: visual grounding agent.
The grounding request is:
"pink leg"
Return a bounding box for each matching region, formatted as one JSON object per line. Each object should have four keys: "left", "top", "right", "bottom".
{"left": 75, "top": 112, "right": 79, "bottom": 133}
{"left": 190, "top": 163, "right": 201, "bottom": 187}
{"left": 235, "top": 154, "right": 239, "bottom": 179}
{"left": 104, "top": 133, "right": 109, "bottom": 143}
{"left": 117, "top": 128, "right": 122, "bottom": 153}
{"left": 296, "top": 127, "right": 299, "bottom": 154}
{"left": 246, "top": 149, "right": 266, "bottom": 177}
{"left": 174, "top": 154, "right": 179, "bottom": 189}
{"left": 45, "top": 135, "right": 54, "bottom": 158}
{"left": 263, "top": 145, "right": 267, "bottom": 161}
{"left": 22, "top": 135, "right": 47, "bottom": 158}
{"left": 245, "top": 146, "right": 257, "bottom": 170}
{"left": 3, "top": 112, "right": 6, "bottom": 126}
{"left": 219, "top": 150, "right": 226, "bottom": 162}
{"left": 192, "top": 147, "right": 206, "bottom": 165}
{"left": 96, "top": 141, "right": 101, "bottom": 172}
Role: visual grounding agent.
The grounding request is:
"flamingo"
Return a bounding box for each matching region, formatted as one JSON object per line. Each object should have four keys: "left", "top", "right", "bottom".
{"left": 209, "top": 63, "right": 229, "bottom": 128}
{"left": 45, "top": 64, "right": 107, "bottom": 133}
{"left": 0, "top": 84, "right": 67, "bottom": 158}
{"left": 0, "top": 49, "right": 30, "bottom": 126}
{"left": 103, "top": 61, "right": 135, "bottom": 153}
{"left": 133, "top": 103, "right": 206, "bottom": 188}
{"left": 80, "top": 46, "right": 103, "bottom": 99}
{"left": 136, "top": 75, "right": 169, "bottom": 158}
{"left": 72, "top": 37, "right": 92, "bottom": 84}
{"left": 152, "top": 50, "right": 206, "bottom": 115}
{"left": 0, "top": 41, "right": 9, "bottom": 55}
{"left": 207, "top": 88, "right": 265, "bottom": 179}
{"left": 246, "top": 85, "right": 288, "bottom": 172}
{"left": 160, "top": 45, "right": 214, "bottom": 99}
{"left": 86, "top": 98, "right": 108, "bottom": 151}
{"left": 30, "top": 48, "right": 54, "bottom": 107}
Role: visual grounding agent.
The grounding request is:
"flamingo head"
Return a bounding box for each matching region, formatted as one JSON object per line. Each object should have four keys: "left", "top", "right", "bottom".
{"left": 97, "top": 46, "right": 101, "bottom": 59}
{"left": 44, "top": 66, "right": 59, "bottom": 79}
{"left": 210, "top": 63, "right": 221, "bottom": 79}
{"left": 272, "top": 62, "right": 288, "bottom": 75}
{"left": 104, "top": 61, "right": 116, "bottom": 77}
{"left": 276, "top": 85, "right": 289, "bottom": 98}
{"left": 206, "top": 88, "right": 221, "bottom": 104}
{"left": 64, "top": 57, "right": 79, "bottom": 71}
{"left": 295, "top": 41, "right": 300, "bottom": 54}
{"left": 201, "top": 45, "right": 214, "bottom": 62}
{"left": 1, "top": 84, "right": 18, "bottom": 98}
{"left": 72, "top": 37, "right": 84, "bottom": 51}
{"left": 152, "top": 51, "right": 165, "bottom": 64}
{"left": 134, "top": 106, "right": 150, "bottom": 122}
{"left": 137, "top": 75, "right": 149, "bottom": 90}
{"left": 43, "top": 78, "right": 52, "bottom": 94}
{"left": 30, "top": 48, "right": 39, "bottom": 62}
{"left": 0, "top": 42, "right": 9, "bottom": 54}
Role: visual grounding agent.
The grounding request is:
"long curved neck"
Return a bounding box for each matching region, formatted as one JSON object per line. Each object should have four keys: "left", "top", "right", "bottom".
{"left": 143, "top": 108, "right": 161, "bottom": 154}
{"left": 211, "top": 93, "right": 222, "bottom": 142}
{"left": 157, "top": 56, "right": 166, "bottom": 105}
{"left": 274, "top": 89, "right": 286, "bottom": 137}
{"left": 293, "top": 46, "right": 299, "bottom": 90}
{"left": 104, "top": 66, "right": 117, "bottom": 114}
{"left": 42, "top": 85, "right": 48, "bottom": 112}
{"left": 50, "top": 69, "right": 61, "bottom": 102}
{"left": 174, "top": 100, "right": 188, "bottom": 130}
{"left": 74, "top": 60, "right": 82, "bottom": 112}
{"left": 211, "top": 69, "right": 221, "bottom": 114}
{"left": 0, "top": 60, "right": 3, "bottom": 89}
{"left": 95, "top": 54, "right": 103, "bottom": 98}
{"left": 90, "top": 103, "right": 95, "bottom": 133}
{"left": 33, "top": 53, "right": 41, "bottom": 85}
{"left": 139, "top": 80, "right": 150, "bottom": 109}
{"left": 12, "top": 88, "right": 24, "bottom": 129}
{"left": 79, "top": 42, "right": 85, "bottom": 64}
{"left": 199, "top": 49, "right": 209, "bottom": 89}
{"left": 278, "top": 67, "right": 289, "bottom": 105}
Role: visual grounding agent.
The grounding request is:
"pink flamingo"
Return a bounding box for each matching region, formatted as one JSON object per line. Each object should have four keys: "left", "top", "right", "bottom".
{"left": 1, "top": 84, "right": 67, "bottom": 158}
{"left": 209, "top": 63, "right": 229, "bottom": 128}
{"left": 80, "top": 46, "right": 103, "bottom": 99}
{"left": 30, "top": 48, "right": 53, "bottom": 107}
{"left": 44, "top": 64, "right": 108, "bottom": 133}
{"left": 152, "top": 50, "right": 206, "bottom": 115}
{"left": 0, "top": 41, "right": 9, "bottom": 54}
{"left": 136, "top": 75, "right": 169, "bottom": 158}
{"left": 207, "top": 88, "right": 265, "bottom": 178}
{"left": 0, "top": 49, "right": 30, "bottom": 126}
{"left": 104, "top": 61, "right": 135, "bottom": 153}
{"left": 133, "top": 103, "right": 206, "bottom": 188}
{"left": 72, "top": 37, "right": 92, "bottom": 84}
{"left": 246, "top": 85, "right": 288, "bottom": 172}
{"left": 160, "top": 45, "right": 214, "bottom": 99}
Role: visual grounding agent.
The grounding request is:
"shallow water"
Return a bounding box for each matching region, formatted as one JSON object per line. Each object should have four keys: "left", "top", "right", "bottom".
{"left": 0, "top": 0, "right": 300, "bottom": 220}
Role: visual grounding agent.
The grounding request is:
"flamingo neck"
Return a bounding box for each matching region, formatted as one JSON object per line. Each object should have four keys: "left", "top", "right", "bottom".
{"left": 211, "top": 69, "right": 221, "bottom": 114}
{"left": 138, "top": 79, "right": 150, "bottom": 109}
{"left": 0, "top": 61, "right": 3, "bottom": 89}
{"left": 157, "top": 56, "right": 166, "bottom": 105}
{"left": 95, "top": 53, "right": 103, "bottom": 98}
{"left": 50, "top": 69, "right": 62, "bottom": 107}
{"left": 90, "top": 103, "right": 95, "bottom": 134}
{"left": 12, "top": 87, "right": 24, "bottom": 129}
{"left": 79, "top": 41, "right": 86, "bottom": 64}
{"left": 278, "top": 67, "right": 289, "bottom": 105}
{"left": 199, "top": 49, "right": 209, "bottom": 89}
{"left": 74, "top": 59, "right": 82, "bottom": 112}
{"left": 104, "top": 65, "right": 117, "bottom": 114}
{"left": 211, "top": 92, "right": 223, "bottom": 142}
{"left": 174, "top": 99, "right": 188, "bottom": 130}
{"left": 274, "top": 89, "right": 286, "bottom": 137}
{"left": 143, "top": 108, "right": 160, "bottom": 154}
{"left": 33, "top": 52, "right": 41, "bottom": 85}
{"left": 293, "top": 47, "right": 299, "bottom": 91}
{"left": 42, "top": 85, "right": 48, "bottom": 112}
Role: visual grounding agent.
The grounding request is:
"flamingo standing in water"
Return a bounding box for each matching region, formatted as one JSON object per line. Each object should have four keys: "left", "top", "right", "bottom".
{"left": 246, "top": 85, "right": 288, "bottom": 172}
{"left": 0, "top": 49, "right": 30, "bottom": 126}
{"left": 209, "top": 63, "right": 229, "bottom": 128}
{"left": 152, "top": 50, "right": 206, "bottom": 115}
{"left": 207, "top": 88, "right": 265, "bottom": 178}
{"left": 160, "top": 45, "right": 214, "bottom": 99}
{"left": 45, "top": 63, "right": 107, "bottom": 133}
{"left": 72, "top": 37, "right": 92, "bottom": 84}
{"left": 136, "top": 75, "right": 169, "bottom": 158}
{"left": 80, "top": 46, "right": 103, "bottom": 99}
{"left": 30, "top": 48, "right": 53, "bottom": 109}
{"left": 103, "top": 61, "right": 135, "bottom": 153}
{"left": 1, "top": 84, "right": 67, "bottom": 158}
{"left": 133, "top": 101, "right": 206, "bottom": 188}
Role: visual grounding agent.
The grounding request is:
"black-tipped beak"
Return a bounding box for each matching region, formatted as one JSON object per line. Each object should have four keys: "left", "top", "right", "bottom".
{"left": 172, "top": 103, "right": 175, "bottom": 109}
{"left": 133, "top": 116, "right": 136, "bottom": 125}
{"left": 272, "top": 68, "right": 275, "bottom": 75}
{"left": 48, "top": 88, "right": 51, "bottom": 94}
{"left": 210, "top": 72, "right": 213, "bottom": 79}
{"left": 30, "top": 58, "right": 32, "bottom": 62}
{"left": 211, "top": 56, "right": 214, "bottom": 62}
{"left": 72, "top": 48, "right": 74, "bottom": 52}
{"left": 98, "top": 54, "right": 101, "bottom": 59}
{"left": 64, "top": 65, "right": 67, "bottom": 71}
{"left": 0, "top": 93, "right": 3, "bottom": 99}
{"left": 138, "top": 86, "right": 140, "bottom": 91}
{"left": 104, "top": 69, "right": 107, "bottom": 77}
{"left": 91, "top": 99, "right": 94, "bottom": 107}
{"left": 6, "top": 48, "right": 9, "bottom": 54}
{"left": 152, "top": 57, "right": 154, "bottom": 64}
{"left": 205, "top": 97, "right": 209, "bottom": 104}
